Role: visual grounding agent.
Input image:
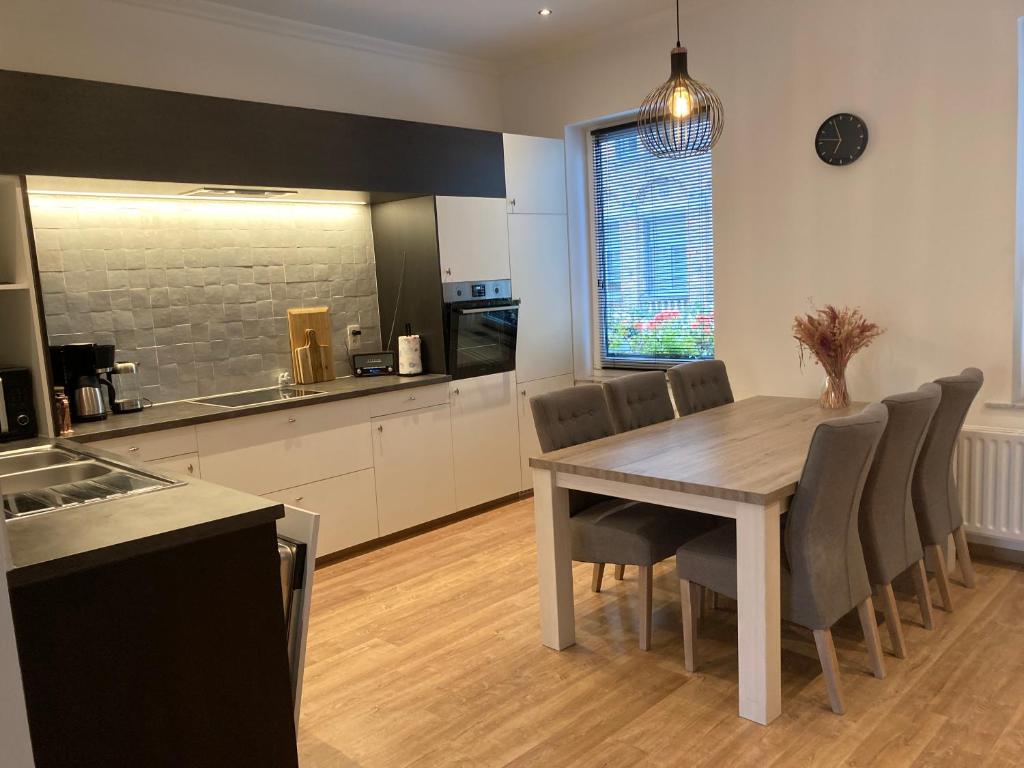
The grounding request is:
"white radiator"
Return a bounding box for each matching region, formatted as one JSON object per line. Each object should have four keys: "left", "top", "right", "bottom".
{"left": 957, "top": 427, "right": 1024, "bottom": 551}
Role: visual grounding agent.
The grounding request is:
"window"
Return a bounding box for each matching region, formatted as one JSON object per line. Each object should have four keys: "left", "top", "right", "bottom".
{"left": 590, "top": 121, "right": 714, "bottom": 368}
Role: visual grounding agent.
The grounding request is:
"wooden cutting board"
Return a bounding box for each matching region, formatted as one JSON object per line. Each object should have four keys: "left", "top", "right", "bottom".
{"left": 287, "top": 307, "right": 335, "bottom": 383}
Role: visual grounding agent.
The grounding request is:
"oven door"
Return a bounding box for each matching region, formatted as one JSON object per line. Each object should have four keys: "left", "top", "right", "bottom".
{"left": 445, "top": 300, "right": 520, "bottom": 380}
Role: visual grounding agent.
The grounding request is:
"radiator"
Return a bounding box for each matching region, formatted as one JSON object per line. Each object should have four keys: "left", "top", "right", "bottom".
{"left": 957, "top": 427, "right": 1024, "bottom": 551}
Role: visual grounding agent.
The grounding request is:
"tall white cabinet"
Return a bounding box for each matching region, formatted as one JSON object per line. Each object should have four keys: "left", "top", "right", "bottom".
{"left": 449, "top": 372, "right": 520, "bottom": 511}
{"left": 504, "top": 134, "right": 574, "bottom": 490}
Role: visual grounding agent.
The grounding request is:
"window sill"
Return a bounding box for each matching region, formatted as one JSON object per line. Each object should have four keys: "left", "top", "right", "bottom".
{"left": 984, "top": 401, "right": 1024, "bottom": 410}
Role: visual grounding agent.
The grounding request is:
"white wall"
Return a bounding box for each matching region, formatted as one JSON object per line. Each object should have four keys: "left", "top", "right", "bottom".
{"left": 502, "top": 0, "right": 1024, "bottom": 429}
{"left": 0, "top": 0, "right": 503, "bottom": 131}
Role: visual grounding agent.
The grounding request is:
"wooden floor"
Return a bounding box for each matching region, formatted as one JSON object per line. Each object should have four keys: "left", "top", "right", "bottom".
{"left": 298, "top": 498, "right": 1024, "bottom": 767}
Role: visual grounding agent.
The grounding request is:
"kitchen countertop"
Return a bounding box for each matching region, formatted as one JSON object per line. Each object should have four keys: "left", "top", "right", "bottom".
{"left": 70, "top": 373, "right": 452, "bottom": 442}
{"left": 4, "top": 438, "right": 285, "bottom": 588}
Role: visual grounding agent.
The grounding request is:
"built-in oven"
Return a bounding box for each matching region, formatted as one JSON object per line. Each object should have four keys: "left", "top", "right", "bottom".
{"left": 443, "top": 279, "right": 520, "bottom": 380}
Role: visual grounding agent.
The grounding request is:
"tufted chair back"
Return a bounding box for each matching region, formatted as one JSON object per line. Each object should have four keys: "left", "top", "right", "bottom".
{"left": 602, "top": 372, "right": 675, "bottom": 433}
{"left": 667, "top": 360, "right": 735, "bottom": 416}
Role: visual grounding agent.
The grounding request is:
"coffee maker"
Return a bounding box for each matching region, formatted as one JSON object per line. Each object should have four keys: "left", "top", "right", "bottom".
{"left": 50, "top": 343, "right": 109, "bottom": 422}
{"left": 51, "top": 344, "right": 145, "bottom": 421}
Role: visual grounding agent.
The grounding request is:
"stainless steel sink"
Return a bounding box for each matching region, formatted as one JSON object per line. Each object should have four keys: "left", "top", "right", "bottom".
{"left": 1, "top": 444, "right": 182, "bottom": 520}
{"left": 1, "top": 461, "right": 112, "bottom": 495}
{"left": 0, "top": 447, "right": 81, "bottom": 475}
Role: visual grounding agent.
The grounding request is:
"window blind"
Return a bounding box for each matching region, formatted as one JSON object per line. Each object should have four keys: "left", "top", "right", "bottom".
{"left": 591, "top": 121, "right": 714, "bottom": 367}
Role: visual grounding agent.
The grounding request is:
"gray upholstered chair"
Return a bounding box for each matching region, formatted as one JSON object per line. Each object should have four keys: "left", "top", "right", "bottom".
{"left": 603, "top": 371, "right": 675, "bottom": 433}
{"left": 858, "top": 384, "right": 941, "bottom": 658}
{"left": 530, "top": 384, "right": 717, "bottom": 650}
{"left": 911, "top": 368, "right": 984, "bottom": 612}
{"left": 601, "top": 371, "right": 676, "bottom": 582}
{"left": 667, "top": 359, "right": 734, "bottom": 416}
{"left": 677, "top": 403, "right": 889, "bottom": 715}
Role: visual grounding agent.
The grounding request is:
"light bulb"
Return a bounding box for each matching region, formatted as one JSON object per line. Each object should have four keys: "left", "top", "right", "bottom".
{"left": 671, "top": 86, "right": 692, "bottom": 119}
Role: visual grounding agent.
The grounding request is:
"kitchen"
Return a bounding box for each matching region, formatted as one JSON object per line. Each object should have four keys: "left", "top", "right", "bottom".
{"left": 3, "top": 1, "right": 1024, "bottom": 766}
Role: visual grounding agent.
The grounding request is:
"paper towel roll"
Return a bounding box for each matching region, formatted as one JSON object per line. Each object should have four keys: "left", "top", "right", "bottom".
{"left": 398, "top": 334, "right": 423, "bottom": 375}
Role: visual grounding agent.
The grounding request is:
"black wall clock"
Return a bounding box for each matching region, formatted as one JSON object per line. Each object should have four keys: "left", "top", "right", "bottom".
{"left": 815, "top": 113, "right": 868, "bottom": 166}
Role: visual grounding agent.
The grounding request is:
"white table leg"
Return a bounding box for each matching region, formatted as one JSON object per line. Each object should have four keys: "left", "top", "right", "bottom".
{"left": 532, "top": 467, "right": 575, "bottom": 650}
{"left": 735, "top": 501, "right": 782, "bottom": 725}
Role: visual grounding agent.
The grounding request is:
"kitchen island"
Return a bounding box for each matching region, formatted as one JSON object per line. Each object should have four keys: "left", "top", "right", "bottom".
{"left": 4, "top": 440, "right": 299, "bottom": 768}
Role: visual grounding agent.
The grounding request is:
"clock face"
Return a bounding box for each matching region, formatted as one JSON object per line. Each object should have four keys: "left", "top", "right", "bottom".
{"left": 815, "top": 113, "right": 869, "bottom": 166}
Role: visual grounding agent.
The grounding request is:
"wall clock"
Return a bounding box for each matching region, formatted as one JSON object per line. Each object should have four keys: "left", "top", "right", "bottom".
{"left": 815, "top": 113, "right": 868, "bottom": 166}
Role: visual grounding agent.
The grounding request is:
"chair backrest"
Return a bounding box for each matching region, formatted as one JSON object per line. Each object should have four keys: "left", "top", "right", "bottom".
{"left": 529, "top": 384, "right": 614, "bottom": 453}
{"left": 667, "top": 360, "right": 734, "bottom": 416}
{"left": 602, "top": 371, "right": 675, "bottom": 433}
{"left": 784, "top": 403, "right": 888, "bottom": 630}
{"left": 911, "top": 368, "right": 983, "bottom": 546}
{"left": 858, "top": 384, "right": 941, "bottom": 586}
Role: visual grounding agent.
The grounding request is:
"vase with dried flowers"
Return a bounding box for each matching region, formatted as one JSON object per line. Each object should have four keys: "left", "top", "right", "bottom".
{"left": 792, "top": 305, "right": 884, "bottom": 409}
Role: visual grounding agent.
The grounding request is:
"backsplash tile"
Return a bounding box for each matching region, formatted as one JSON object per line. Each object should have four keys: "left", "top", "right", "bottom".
{"left": 30, "top": 196, "right": 382, "bottom": 403}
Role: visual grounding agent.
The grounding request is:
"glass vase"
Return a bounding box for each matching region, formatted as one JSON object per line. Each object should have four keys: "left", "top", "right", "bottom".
{"left": 820, "top": 372, "right": 850, "bottom": 410}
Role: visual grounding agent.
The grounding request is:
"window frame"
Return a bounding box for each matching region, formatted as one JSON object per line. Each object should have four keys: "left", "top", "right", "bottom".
{"left": 586, "top": 119, "right": 715, "bottom": 372}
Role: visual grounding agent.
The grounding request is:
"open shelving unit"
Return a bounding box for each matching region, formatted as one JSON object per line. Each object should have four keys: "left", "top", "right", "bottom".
{"left": 0, "top": 175, "right": 55, "bottom": 438}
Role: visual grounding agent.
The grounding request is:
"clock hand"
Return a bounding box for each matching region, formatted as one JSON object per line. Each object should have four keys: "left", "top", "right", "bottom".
{"left": 831, "top": 119, "right": 842, "bottom": 155}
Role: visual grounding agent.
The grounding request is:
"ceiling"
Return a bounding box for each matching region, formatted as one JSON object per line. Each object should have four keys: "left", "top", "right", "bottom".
{"left": 201, "top": 0, "right": 676, "bottom": 64}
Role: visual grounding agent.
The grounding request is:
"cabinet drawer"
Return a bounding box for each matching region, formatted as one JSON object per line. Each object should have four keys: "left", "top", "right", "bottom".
{"left": 148, "top": 452, "right": 201, "bottom": 479}
{"left": 266, "top": 469, "right": 378, "bottom": 557}
{"left": 367, "top": 384, "right": 449, "bottom": 418}
{"left": 93, "top": 426, "right": 198, "bottom": 463}
{"left": 197, "top": 398, "right": 372, "bottom": 495}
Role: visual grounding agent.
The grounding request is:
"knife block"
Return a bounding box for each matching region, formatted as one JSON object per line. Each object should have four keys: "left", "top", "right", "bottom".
{"left": 287, "top": 307, "right": 335, "bottom": 384}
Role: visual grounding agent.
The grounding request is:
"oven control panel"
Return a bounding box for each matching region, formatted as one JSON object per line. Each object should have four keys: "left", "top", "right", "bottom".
{"left": 443, "top": 279, "right": 512, "bottom": 303}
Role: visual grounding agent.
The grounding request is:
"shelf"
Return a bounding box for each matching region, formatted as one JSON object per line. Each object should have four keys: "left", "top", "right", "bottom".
{"left": 0, "top": 282, "right": 30, "bottom": 291}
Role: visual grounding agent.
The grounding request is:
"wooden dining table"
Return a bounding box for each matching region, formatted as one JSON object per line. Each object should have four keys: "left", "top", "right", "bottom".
{"left": 529, "top": 395, "right": 864, "bottom": 726}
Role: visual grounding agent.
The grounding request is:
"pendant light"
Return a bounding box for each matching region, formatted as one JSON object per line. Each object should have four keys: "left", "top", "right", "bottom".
{"left": 637, "top": 0, "right": 724, "bottom": 158}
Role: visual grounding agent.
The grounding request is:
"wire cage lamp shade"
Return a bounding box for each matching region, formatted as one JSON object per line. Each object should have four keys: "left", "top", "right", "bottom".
{"left": 637, "top": 2, "right": 724, "bottom": 158}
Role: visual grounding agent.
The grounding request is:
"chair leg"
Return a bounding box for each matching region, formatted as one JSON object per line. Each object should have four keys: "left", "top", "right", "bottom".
{"left": 952, "top": 526, "right": 977, "bottom": 588}
{"left": 876, "top": 583, "right": 908, "bottom": 659}
{"left": 679, "top": 579, "right": 700, "bottom": 672}
{"left": 638, "top": 565, "right": 653, "bottom": 651}
{"left": 614, "top": 564, "right": 626, "bottom": 580}
{"left": 926, "top": 543, "right": 954, "bottom": 612}
{"left": 709, "top": 590, "right": 720, "bottom": 611}
{"left": 812, "top": 629, "right": 846, "bottom": 715}
{"left": 591, "top": 563, "right": 606, "bottom": 593}
{"left": 856, "top": 597, "right": 887, "bottom": 679}
{"left": 910, "top": 558, "right": 935, "bottom": 630}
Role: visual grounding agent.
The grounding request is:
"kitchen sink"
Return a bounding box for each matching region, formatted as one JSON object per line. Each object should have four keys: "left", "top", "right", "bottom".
{"left": 0, "top": 447, "right": 80, "bottom": 475}
{"left": 191, "top": 387, "right": 324, "bottom": 409}
{"left": 1, "top": 444, "right": 181, "bottom": 520}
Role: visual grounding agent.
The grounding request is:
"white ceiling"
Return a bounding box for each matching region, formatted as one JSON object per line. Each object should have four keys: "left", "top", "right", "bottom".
{"left": 201, "top": 0, "right": 676, "bottom": 64}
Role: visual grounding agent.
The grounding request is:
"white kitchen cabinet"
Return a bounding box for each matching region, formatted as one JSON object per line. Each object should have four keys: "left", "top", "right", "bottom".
{"left": 196, "top": 398, "right": 372, "bottom": 496}
{"left": 435, "top": 196, "right": 510, "bottom": 283}
{"left": 516, "top": 374, "right": 574, "bottom": 491}
{"left": 509, "top": 214, "right": 573, "bottom": 383}
{"left": 449, "top": 372, "right": 520, "bottom": 511}
{"left": 267, "top": 468, "right": 378, "bottom": 557}
{"left": 372, "top": 403, "right": 456, "bottom": 536}
{"left": 148, "top": 452, "right": 201, "bottom": 479}
{"left": 93, "top": 426, "right": 198, "bottom": 463}
{"left": 503, "top": 134, "right": 567, "bottom": 215}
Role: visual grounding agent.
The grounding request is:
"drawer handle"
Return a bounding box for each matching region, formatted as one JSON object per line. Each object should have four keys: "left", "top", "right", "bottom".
{"left": 452, "top": 388, "right": 460, "bottom": 396}
{"left": 294, "top": 496, "right": 304, "bottom": 503}
{"left": 128, "top": 446, "right": 140, "bottom": 453}
{"left": 520, "top": 390, "right": 527, "bottom": 396}
{"left": 445, "top": 267, "right": 452, "bottom": 276}
{"left": 187, "top": 463, "right": 194, "bottom": 474}
{"left": 408, "top": 395, "right": 416, "bottom": 401}
{"left": 377, "top": 424, "right": 383, "bottom": 433}
{"left": 287, "top": 417, "right": 296, "bottom": 423}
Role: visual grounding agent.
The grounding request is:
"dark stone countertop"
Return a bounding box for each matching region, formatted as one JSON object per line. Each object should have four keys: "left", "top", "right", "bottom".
{"left": 69, "top": 373, "right": 452, "bottom": 442}
{"left": 4, "top": 439, "right": 286, "bottom": 588}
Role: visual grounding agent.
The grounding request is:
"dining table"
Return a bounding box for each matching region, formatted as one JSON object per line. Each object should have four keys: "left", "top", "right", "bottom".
{"left": 529, "top": 395, "right": 864, "bottom": 726}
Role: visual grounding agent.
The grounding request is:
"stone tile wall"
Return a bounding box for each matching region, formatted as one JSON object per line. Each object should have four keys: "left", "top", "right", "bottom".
{"left": 30, "top": 195, "right": 381, "bottom": 403}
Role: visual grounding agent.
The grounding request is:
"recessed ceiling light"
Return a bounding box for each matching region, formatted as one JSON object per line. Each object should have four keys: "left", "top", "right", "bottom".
{"left": 538, "top": 8, "right": 552, "bottom": 16}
